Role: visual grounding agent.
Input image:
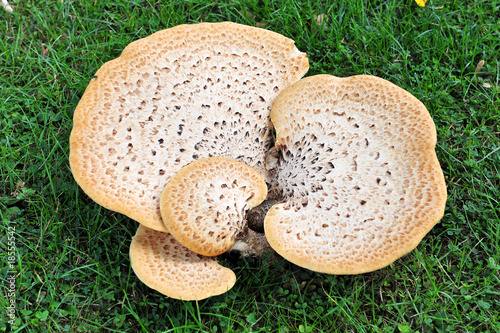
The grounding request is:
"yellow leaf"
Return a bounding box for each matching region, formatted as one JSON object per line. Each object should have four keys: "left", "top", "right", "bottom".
{"left": 415, "top": 0, "right": 427, "bottom": 6}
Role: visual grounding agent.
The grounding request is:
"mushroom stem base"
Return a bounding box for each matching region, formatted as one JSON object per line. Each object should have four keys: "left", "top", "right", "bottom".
{"left": 229, "top": 229, "right": 274, "bottom": 258}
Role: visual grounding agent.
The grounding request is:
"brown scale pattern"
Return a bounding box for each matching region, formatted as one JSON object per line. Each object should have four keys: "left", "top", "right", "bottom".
{"left": 69, "top": 23, "right": 308, "bottom": 232}
{"left": 129, "top": 224, "right": 236, "bottom": 300}
{"left": 265, "top": 75, "right": 447, "bottom": 274}
{"left": 160, "top": 157, "right": 267, "bottom": 256}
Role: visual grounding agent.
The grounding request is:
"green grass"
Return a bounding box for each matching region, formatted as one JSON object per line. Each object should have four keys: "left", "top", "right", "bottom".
{"left": 1, "top": 0, "right": 499, "bottom": 332}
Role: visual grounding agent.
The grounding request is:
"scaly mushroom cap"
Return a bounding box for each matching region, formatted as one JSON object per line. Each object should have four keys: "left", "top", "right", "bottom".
{"left": 265, "top": 74, "right": 447, "bottom": 274}
{"left": 69, "top": 22, "right": 309, "bottom": 232}
{"left": 130, "top": 224, "right": 236, "bottom": 301}
{"left": 160, "top": 157, "right": 267, "bottom": 256}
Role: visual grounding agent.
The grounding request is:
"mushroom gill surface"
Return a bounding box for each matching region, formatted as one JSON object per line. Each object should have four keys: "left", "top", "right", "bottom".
{"left": 265, "top": 74, "right": 447, "bottom": 274}
{"left": 69, "top": 22, "right": 309, "bottom": 232}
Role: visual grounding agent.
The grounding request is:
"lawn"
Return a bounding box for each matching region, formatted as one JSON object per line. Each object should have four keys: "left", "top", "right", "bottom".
{"left": 1, "top": 0, "right": 499, "bottom": 332}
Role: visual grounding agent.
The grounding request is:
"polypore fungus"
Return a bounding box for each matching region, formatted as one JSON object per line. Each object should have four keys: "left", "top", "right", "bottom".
{"left": 130, "top": 224, "right": 236, "bottom": 301}
{"left": 264, "top": 74, "right": 447, "bottom": 274}
{"left": 160, "top": 157, "right": 268, "bottom": 256}
{"left": 69, "top": 22, "right": 309, "bottom": 232}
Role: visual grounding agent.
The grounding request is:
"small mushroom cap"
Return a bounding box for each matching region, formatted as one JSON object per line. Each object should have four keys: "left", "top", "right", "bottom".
{"left": 69, "top": 22, "right": 308, "bottom": 233}
{"left": 160, "top": 157, "right": 268, "bottom": 256}
{"left": 130, "top": 224, "right": 236, "bottom": 301}
{"left": 265, "top": 74, "right": 447, "bottom": 274}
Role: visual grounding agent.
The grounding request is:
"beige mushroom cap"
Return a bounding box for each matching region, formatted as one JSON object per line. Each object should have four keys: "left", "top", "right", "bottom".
{"left": 160, "top": 157, "right": 268, "bottom": 256}
{"left": 69, "top": 22, "right": 308, "bottom": 233}
{"left": 130, "top": 224, "right": 236, "bottom": 301}
{"left": 264, "top": 74, "right": 447, "bottom": 274}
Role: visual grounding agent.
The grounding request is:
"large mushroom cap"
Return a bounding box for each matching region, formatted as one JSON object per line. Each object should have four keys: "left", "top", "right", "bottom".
{"left": 130, "top": 224, "right": 236, "bottom": 301}
{"left": 69, "top": 22, "right": 308, "bottom": 232}
{"left": 160, "top": 157, "right": 267, "bottom": 256}
{"left": 265, "top": 74, "right": 447, "bottom": 274}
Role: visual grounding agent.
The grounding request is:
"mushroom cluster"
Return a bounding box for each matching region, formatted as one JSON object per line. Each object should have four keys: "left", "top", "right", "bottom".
{"left": 70, "top": 23, "right": 446, "bottom": 300}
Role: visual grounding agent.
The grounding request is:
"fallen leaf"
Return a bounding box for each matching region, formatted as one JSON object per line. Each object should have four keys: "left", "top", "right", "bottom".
{"left": 306, "top": 284, "right": 317, "bottom": 292}
{"left": 2, "top": 0, "right": 13, "bottom": 13}
{"left": 475, "top": 59, "right": 485, "bottom": 73}
{"left": 240, "top": 9, "right": 255, "bottom": 21}
{"left": 42, "top": 44, "right": 49, "bottom": 57}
